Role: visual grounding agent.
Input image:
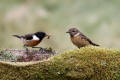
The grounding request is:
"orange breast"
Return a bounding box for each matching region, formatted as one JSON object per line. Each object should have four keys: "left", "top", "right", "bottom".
{"left": 23, "top": 40, "right": 40, "bottom": 47}
{"left": 71, "top": 36, "right": 90, "bottom": 48}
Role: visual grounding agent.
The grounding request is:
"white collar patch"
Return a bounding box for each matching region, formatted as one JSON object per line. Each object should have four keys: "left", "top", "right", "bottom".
{"left": 33, "top": 35, "right": 39, "bottom": 40}
{"left": 74, "top": 33, "right": 80, "bottom": 37}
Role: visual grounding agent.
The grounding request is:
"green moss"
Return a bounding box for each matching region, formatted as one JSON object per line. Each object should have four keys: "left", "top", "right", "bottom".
{"left": 0, "top": 46, "right": 120, "bottom": 80}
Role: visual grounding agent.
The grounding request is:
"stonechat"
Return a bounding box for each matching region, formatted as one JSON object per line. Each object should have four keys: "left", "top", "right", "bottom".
{"left": 66, "top": 28, "right": 99, "bottom": 48}
{"left": 13, "top": 32, "right": 50, "bottom": 51}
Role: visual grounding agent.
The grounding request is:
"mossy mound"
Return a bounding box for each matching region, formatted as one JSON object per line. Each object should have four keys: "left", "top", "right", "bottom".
{"left": 0, "top": 46, "right": 120, "bottom": 80}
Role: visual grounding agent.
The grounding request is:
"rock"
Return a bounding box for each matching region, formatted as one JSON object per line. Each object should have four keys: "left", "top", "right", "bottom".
{"left": 0, "top": 46, "right": 120, "bottom": 80}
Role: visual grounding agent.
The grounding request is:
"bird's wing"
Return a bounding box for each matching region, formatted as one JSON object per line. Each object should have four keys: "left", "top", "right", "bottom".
{"left": 80, "top": 33, "right": 99, "bottom": 46}
{"left": 24, "top": 34, "right": 33, "bottom": 40}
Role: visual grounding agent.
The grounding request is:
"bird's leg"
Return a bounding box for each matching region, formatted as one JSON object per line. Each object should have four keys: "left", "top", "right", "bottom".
{"left": 32, "top": 46, "right": 45, "bottom": 52}
{"left": 32, "top": 46, "right": 43, "bottom": 49}
{"left": 24, "top": 45, "right": 29, "bottom": 52}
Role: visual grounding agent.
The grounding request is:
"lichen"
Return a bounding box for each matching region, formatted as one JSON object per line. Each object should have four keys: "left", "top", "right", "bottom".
{"left": 0, "top": 50, "right": 17, "bottom": 62}
{"left": 0, "top": 46, "right": 120, "bottom": 80}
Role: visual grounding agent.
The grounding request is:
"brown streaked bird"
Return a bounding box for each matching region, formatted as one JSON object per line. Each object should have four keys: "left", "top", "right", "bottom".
{"left": 13, "top": 32, "right": 50, "bottom": 51}
{"left": 66, "top": 28, "right": 99, "bottom": 48}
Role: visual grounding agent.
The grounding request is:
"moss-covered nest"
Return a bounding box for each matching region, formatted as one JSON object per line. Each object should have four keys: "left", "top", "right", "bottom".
{"left": 0, "top": 46, "right": 120, "bottom": 80}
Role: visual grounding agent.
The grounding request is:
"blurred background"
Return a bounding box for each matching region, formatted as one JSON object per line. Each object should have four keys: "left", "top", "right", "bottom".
{"left": 0, "top": 0, "right": 120, "bottom": 52}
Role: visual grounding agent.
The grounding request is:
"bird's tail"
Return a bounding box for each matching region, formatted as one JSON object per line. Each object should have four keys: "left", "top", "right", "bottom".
{"left": 91, "top": 42, "right": 100, "bottom": 46}
{"left": 12, "top": 35, "right": 23, "bottom": 39}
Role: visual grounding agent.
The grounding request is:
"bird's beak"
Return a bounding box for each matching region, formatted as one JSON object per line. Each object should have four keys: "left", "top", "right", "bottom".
{"left": 46, "top": 34, "right": 51, "bottom": 39}
{"left": 66, "top": 31, "right": 70, "bottom": 33}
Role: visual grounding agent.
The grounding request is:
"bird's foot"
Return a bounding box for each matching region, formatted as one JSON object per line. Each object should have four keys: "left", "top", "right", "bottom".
{"left": 26, "top": 48, "right": 29, "bottom": 52}
{"left": 32, "top": 47, "right": 45, "bottom": 53}
{"left": 39, "top": 47, "right": 46, "bottom": 53}
{"left": 24, "top": 45, "right": 29, "bottom": 53}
